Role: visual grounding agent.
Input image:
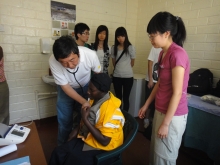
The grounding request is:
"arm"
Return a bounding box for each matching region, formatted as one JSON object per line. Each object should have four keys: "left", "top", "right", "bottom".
{"left": 158, "top": 66, "right": 185, "bottom": 139}
{"left": 68, "top": 125, "right": 80, "bottom": 141}
{"left": 81, "top": 108, "right": 111, "bottom": 146}
{"left": 112, "top": 58, "right": 116, "bottom": 67}
{"left": 0, "top": 46, "right": 3, "bottom": 60}
{"left": 138, "top": 79, "right": 160, "bottom": 119}
{"left": 111, "top": 46, "right": 116, "bottom": 68}
{"left": 148, "top": 60, "right": 154, "bottom": 88}
{"left": 61, "top": 84, "right": 90, "bottom": 109}
{"left": 130, "top": 45, "right": 135, "bottom": 67}
{"left": 130, "top": 59, "right": 135, "bottom": 67}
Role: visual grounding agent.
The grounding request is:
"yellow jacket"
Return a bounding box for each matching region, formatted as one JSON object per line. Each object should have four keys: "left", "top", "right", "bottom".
{"left": 80, "top": 92, "right": 125, "bottom": 151}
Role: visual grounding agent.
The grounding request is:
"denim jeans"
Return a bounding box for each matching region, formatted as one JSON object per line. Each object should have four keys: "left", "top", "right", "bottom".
{"left": 56, "top": 84, "right": 88, "bottom": 145}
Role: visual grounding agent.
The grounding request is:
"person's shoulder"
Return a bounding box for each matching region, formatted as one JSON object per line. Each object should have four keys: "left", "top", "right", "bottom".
{"left": 79, "top": 46, "right": 96, "bottom": 57}
{"left": 170, "top": 43, "right": 188, "bottom": 60}
{"left": 128, "top": 44, "right": 134, "bottom": 49}
{"left": 49, "top": 54, "right": 56, "bottom": 63}
{"left": 171, "top": 43, "right": 187, "bottom": 55}
{"left": 49, "top": 54, "right": 60, "bottom": 65}
{"left": 49, "top": 54, "right": 61, "bottom": 68}
{"left": 128, "top": 45, "right": 135, "bottom": 52}
{"left": 84, "top": 43, "right": 92, "bottom": 49}
{"left": 152, "top": 47, "right": 162, "bottom": 52}
{"left": 149, "top": 47, "right": 161, "bottom": 55}
{"left": 78, "top": 46, "right": 92, "bottom": 52}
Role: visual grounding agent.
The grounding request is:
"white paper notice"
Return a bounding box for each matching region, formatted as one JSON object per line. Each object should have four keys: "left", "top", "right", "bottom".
{"left": 0, "top": 144, "right": 17, "bottom": 157}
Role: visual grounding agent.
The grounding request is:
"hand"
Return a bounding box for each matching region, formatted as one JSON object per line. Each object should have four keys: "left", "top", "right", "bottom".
{"left": 138, "top": 105, "right": 148, "bottom": 119}
{"left": 67, "top": 128, "right": 78, "bottom": 141}
{"left": 148, "top": 79, "right": 154, "bottom": 89}
{"left": 82, "top": 101, "right": 91, "bottom": 111}
{"left": 157, "top": 123, "right": 169, "bottom": 139}
{"left": 81, "top": 107, "right": 90, "bottom": 122}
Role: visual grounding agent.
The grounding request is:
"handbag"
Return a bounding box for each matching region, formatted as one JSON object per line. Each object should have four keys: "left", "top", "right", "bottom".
{"left": 213, "top": 79, "right": 220, "bottom": 97}
{"left": 110, "top": 49, "right": 125, "bottom": 82}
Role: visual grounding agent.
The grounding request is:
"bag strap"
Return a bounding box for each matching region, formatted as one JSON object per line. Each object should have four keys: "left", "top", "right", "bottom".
{"left": 112, "top": 49, "right": 126, "bottom": 77}
{"left": 114, "top": 49, "right": 125, "bottom": 67}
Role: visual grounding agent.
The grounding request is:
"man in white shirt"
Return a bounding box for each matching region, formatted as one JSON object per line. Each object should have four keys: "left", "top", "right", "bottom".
{"left": 49, "top": 35, "right": 101, "bottom": 145}
{"left": 144, "top": 47, "right": 162, "bottom": 128}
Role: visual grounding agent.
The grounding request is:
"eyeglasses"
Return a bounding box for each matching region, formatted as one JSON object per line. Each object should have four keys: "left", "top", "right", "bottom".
{"left": 148, "top": 33, "right": 159, "bottom": 40}
{"left": 82, "top": 32, "right": 90, "bottom": 35}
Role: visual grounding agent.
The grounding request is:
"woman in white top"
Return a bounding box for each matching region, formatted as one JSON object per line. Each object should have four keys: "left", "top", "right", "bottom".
{"left": 111, "top": 27, "right": 136, "bottom": 112}
{"left": 91, "top": 25, "right": 110, "bottom": 74}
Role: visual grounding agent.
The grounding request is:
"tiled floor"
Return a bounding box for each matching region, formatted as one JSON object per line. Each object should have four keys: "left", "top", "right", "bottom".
{"left": 36, "top": 116, "right": 214, "bottom": 165}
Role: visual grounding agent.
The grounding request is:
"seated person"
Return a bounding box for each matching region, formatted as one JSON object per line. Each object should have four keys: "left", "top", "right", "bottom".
{"left": 49, "top": 73, "right": 125, "bottom": 165}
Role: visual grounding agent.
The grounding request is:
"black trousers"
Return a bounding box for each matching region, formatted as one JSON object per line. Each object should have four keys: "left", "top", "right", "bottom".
{"left": 0, "top": 81, "right": 9, "bottom": 125}
{"left": 49, "top": 138, "right": 105, "bottom": 165}
{"left": 145, "top": 80, "right": 156, "bottom": 119}
{"left": 113, "top": 77, "right": 133, "bottom": 112}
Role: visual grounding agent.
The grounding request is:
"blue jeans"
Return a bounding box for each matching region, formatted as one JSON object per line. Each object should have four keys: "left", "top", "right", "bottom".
{"left": 56, "top": 84, "right": 88, "bottom": 145}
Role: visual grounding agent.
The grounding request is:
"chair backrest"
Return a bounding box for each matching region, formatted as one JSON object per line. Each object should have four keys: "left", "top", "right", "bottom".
{"left": 95, "top": 110, "right": 139, "bottom": 165}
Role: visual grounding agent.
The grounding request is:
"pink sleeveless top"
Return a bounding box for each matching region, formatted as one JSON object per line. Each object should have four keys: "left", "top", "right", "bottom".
{"left": 0, "top": 58, "right": 6, "bottom": 82}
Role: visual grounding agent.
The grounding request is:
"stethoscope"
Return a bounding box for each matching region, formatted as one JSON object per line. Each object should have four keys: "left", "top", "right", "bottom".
{"left": 66, "top": 67, "right": 84, "bottom": 94}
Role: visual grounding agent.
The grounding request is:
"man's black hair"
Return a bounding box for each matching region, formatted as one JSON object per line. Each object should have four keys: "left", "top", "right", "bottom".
{"left": 53, "top": 35, "right": 79, "bottom": 61}
{"left": 74, "top": 23, "right": 90, "bottom": 40}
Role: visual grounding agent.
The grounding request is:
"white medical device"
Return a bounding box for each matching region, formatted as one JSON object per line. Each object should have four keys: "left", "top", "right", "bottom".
{"left": 0, "top": 123, "right": 30, "bottom": 146}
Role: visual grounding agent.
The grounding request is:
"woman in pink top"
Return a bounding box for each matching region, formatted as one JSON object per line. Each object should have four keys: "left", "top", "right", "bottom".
{"left": 139, "top": 12, "right": 190, "bottom": 165}
{"left": 0, "top": 46, "right": 9, "bottom": 125}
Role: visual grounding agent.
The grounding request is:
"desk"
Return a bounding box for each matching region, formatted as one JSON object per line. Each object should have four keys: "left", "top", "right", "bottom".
{"left": 183, "top": 95, "right": 220, "bottom": 161}
{"left": 0, "top": 122, "right": 47, "bottom": 165}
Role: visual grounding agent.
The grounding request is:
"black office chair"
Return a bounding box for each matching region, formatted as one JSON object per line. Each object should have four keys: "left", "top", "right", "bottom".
{"left": 95, "top": 110, "right": 139, "bottom": 165}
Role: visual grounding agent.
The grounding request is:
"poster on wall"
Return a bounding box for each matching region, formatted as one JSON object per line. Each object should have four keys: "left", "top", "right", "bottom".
{"left": 51, "top": 1, "right": 76, "bottom": 38}
{"left": 51, "top": 1, "right": 76, "bottom": 22}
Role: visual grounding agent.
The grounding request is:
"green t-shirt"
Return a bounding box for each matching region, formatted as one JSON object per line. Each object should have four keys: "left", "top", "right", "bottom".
{"left": 84, "top": 43, "right": 92, "bottom": 50}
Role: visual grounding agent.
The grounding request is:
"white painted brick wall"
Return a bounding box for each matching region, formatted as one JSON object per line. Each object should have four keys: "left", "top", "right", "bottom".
{"left": 0, "top": 0, "right": 139, "bottom": 124}
{"left": 1, "top": 0, "right": 219, "bottom": 124}
{"left": 136, "top": 0, "right": 220, "bottom": 85}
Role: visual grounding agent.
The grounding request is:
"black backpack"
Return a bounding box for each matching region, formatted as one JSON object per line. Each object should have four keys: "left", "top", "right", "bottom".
{"left": 213, "top": 80, "right": 220, "bottom": 97}
{"left": 187, "top": 68, "right": 213, "bottom": 96}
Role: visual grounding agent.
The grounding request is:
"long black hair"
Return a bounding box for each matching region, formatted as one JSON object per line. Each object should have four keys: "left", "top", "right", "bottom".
{"left": 113, "top": 27, "right": 131, "bottom": 57}
{"left": 93, "top": 25, "right": 109, "bottom": 53}
{"left": 147, "top": 11, "right": 186, "bottom": 47}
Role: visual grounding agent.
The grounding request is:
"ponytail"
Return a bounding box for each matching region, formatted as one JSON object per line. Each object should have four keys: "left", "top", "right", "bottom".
{"left": 147, "top": 11, "right": 187, "bottom": 47}
{"left": 172, "top": 17, "right": 186, "bottom": 47}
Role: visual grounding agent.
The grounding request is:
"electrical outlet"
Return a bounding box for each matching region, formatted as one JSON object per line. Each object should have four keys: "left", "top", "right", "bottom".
{"left": 0, "top": 25, "right": 5, "bottom": 32}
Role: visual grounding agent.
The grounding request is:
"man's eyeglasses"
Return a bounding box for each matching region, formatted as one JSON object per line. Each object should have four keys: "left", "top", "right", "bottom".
{"left": 82, "top": 32, "right": 90, "bottom": 36}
